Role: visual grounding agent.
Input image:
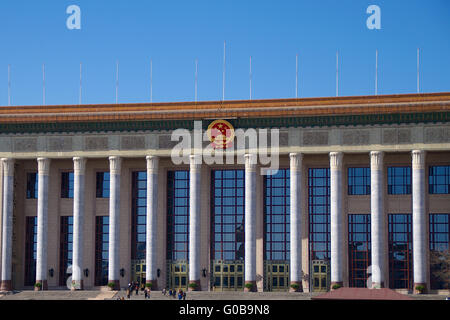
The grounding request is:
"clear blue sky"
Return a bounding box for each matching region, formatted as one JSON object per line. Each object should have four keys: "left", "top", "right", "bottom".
{"left": 0, "top": 0, "right": 449, "bottom": 106}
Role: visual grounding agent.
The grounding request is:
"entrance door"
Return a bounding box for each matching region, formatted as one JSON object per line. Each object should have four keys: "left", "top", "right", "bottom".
{"left": 311, "top": 260, "right": 329, "bottom": 292}
{"left": 168, "top": 260, "right": 188, "bottom": 290}
{"left": 265, "top": 261, "right": 289, "bottom": 291}
{"left": 131, "top": 259, "right": 146, "bottom": 289}
{"left": 212, "top": 261, "right": 244, "bottom": 291}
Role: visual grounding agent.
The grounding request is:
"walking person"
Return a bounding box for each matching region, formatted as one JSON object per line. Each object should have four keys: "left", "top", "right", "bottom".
{"left": 162, "top": 288, "right": 166, "bottom": 296}
{"left": 182, "top": 291, "right": 186, "bottom": 300}
{"left": 126, "top": 288, "right": 131, "bottom": 299}
{"left": 135, "top": 281, "right": 139, "bottom": 295}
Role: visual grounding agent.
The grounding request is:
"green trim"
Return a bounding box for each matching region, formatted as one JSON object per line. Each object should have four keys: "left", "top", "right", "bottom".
{"left": 0, "top": 112, "right": 448, "bottom": 134}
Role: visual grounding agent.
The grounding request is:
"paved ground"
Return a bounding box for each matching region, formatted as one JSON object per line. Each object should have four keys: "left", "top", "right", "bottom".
{"left": 0, "top": 290, "right": 116, "bottom": 300}
{"left": 0, "top": 290, "right": 447, "bottom": 300}
{"left": 110, "top": 290, "right": 321, "bottom": 300}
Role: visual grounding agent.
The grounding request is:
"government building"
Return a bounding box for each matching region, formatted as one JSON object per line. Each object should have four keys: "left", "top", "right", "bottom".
{"left": 0, "top": 93, "right": 449, "bottom": 294}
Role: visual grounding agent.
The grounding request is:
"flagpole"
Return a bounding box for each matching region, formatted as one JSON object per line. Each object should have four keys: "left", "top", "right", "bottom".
{"left": 417, "top": 48, "right": 420, "bottom": 93}
{"left": 43, "top": 63, "right": 46, "bottom": 105}
{"left": 375, "top": 49, "right": 378, "bottom": 95}
{"left": 8, "top": 64, "right": 11, "bottom": 106}
{"left": 336, "top": 51, "right": 339, "bottom": 97}
{"left": 222, "top": 41, "right": 226, "bottom": 101}
{"left": 79, "top": 62, "right": 82, "bottom": 105}
{"left": 116, "top": 60, "right": 119, "bottom": 104}
{"left": 296, "top": 54, "right": 298, "bottom": 98}
{"left": 195, "top": 58, "right": 198, "bottom": 102}
{"left": 249, "top": 55, "right": 252, "bottom": 100}
{"left": 150, "top": 59, "right": 153, "bottom": 103}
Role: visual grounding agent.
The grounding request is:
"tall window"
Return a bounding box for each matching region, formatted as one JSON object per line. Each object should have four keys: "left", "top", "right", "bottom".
{"left": 96, "top": 172, "right": 110, "bottom": 198}
{"left": 95, "top": 216, "right": 109, "bottom": 286}
{"left": 388, "top": 214, "right": 412, "bottom": 289}
{"left": 131, "top": 171, "right": 146, "bottom": 260}
{"left": 429, "top": 166, "right": 450, "bottom": 194}
{"left": 264, "top": 169, "right": 290, "bottom": 261}
{"left": 26, "top": 172, "right": 38, "bottom": 199}
{"left": 429, "top": 214, "right": 450, "bottom": 290}
{"left": 308, "top": 168, "right": 331, "bottom": 261}
{"left": 211, "top": 170, "right": 245, "bottom": 261}
{"left": 59, "top": 216, "right": 73, "bottom": 286}
{"left": 348, "top": 214, "right": 371, "bottom": 287}
{"left": 348, "top": 167, "right": 370, "bottom": 195}
{"left": 387, "top": 167, "right": 411, "bottom": 195}
{"left": 24, "top": 216, "right": 37, "bottom": 286}
{"left": 61, "top": 172, "right": 74, "bottom": 198}
{"left": 167, "top": 171, "right": 189, "bottom": 261}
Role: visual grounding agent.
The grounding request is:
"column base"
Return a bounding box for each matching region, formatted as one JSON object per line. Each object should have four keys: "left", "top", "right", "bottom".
{"left": 146, "top": 279, "right": 157, "bottom": 290}
{"left": 289, "top": 281, "right": 303, "bottom": 292}
{"left": 414, "top": 283, "right": 427, "bottom": 294}
{"left": 244, "top": 281, "right": 257, "bottom": 292}
{"left": 107, "top": 279, "right": 120, "bottom": 291}
{"left": 330, "top": 281, "right": 343, "bottom": 290}
{"left": 34, "top": 280, "right": 48, "bottom": 291}
{"left": 188, "top": 280, "right": 201, "bottom": 291}
{"left": 371, "top": 281, "right": 385, "bottom": 289}
{"left": 70, "top": 280, "right": 84, "bottom": 291}
{"left": 0, "top": 280, "right": 13, "bottom": 292}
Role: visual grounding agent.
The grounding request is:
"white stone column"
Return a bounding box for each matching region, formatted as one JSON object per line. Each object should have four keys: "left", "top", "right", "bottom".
{"left": 370, "top": 151, "right": 385, "bottom": 288}
{"left": 188, "top": 154, "right": 201, "bottom": 290}
{"left": 36, "top": 157, "right": 50, "bottom": 290}
{"left": 108, "top": 156, "right": 121, "bottom": 290}
{"left": 72, "top": 157, "right": 86, "bottom": 290}
{"left": 330, "top": 152, "right": 344, "bottom": 287}
{"left": 289, "top": 153, "right": 303, "bottom": 292}
{"left": 244, "top": 154, "right": 257, "bottom": 291}
{"left": 0, "top": 158, "right": 14, "bottom": 292}
{"left": 146, "top": 156, "right": 159, "bottom": 289}
{"left": 412, "top": 150, "right": 427, "bottom": 293}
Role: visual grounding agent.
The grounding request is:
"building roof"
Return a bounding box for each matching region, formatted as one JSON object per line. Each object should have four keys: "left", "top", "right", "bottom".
{"left": 0, "top": 92, "right": 449, "bottom": 134}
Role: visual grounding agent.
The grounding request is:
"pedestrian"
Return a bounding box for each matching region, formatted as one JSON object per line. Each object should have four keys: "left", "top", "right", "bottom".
{"left": 162, "top": 288, "right": 166, "bottom": 296}
{"left": 168, "top": 289, "right": 172, "bottom": 297}
{"left": 182, "top": 292, "right": 186, "bottom": 300}
{"left": 146, "top": 287, "right": 151, "bottom": 299}
{"left": 135, "top": 282, "right": 139, "bottom": 295}
{"left": 172, "top": 289, "right": 176, "bottom": 299}
{"left": 178, "top": 289, "right": 182, "bottom": 300}
{"left": 126, "top": 288, "right": 130, "bottom": 299}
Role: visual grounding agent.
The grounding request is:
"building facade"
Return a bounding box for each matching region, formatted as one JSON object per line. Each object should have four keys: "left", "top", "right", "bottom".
{"left": 0, "top": 93, "right": 449, "bottom": 293}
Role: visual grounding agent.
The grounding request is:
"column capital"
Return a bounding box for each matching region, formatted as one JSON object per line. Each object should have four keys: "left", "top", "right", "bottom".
{"left": 109, "top": 156, "right": 122, "bottom": 175}
{"left": 289, "top": 153, "right": 303, "bottom": 172}
{"left": 189, "top": 154, "right": 202, "bottom": 172}
{"left": 37, "top": 157, "right": 51, "bottom": 176}
{"left": 244, "top": 154, "right": 257, "bottom": 172}
{"left": 370, "top": 151, "right": 384, "bottom": 170}
{"left": 329, "top": 152, "right": 343, "bottom": 170}
{"left": 146, "top": 156, "right": 159, "bottom": 174}
{"left": 412, "top": 150, "right": 426, "bottom": 170}
{"left": 1, "top": 158, "right": 15, "bottom": 177}
{"left": 73, "top": 157, "right": 87, "bottom": 175}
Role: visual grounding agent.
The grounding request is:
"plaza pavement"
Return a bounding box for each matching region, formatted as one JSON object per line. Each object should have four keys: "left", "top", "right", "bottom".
{"left": 0, "top": 290, "right": 447, "bottom": 300}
